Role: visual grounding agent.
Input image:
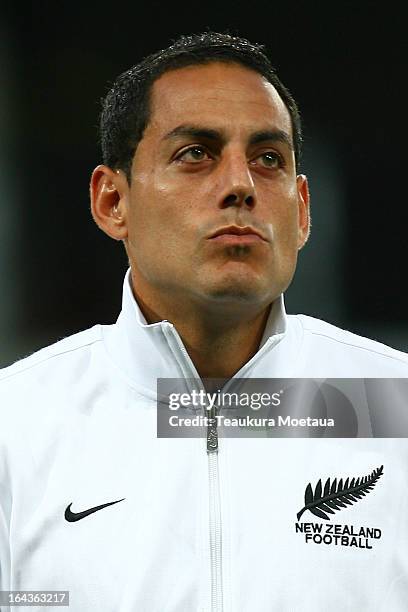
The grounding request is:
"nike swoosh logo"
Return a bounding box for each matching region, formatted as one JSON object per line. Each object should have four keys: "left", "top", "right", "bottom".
{"left": 65, "top": 498, "right": 125, "bottom": 522}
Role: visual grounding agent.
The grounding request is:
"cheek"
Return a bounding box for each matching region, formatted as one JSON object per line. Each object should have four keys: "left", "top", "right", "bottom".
{"left": 270, "top": 192, "right": 300, "bottom": 245}
{"left": 128, "top": 176, "right": 171, "bottom": 235}
{"left": 127, "top": 188, "right": 189, "bottom": 266}
{"left": 263, "top": 210, "right": 301, "bottom": 274}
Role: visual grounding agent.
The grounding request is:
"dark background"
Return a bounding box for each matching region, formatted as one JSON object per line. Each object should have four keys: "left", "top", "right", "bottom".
{"left": 1, "top": 1, "right": 407, "bottom": 367}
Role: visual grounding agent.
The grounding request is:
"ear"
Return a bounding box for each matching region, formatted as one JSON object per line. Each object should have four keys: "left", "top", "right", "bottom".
{"left": 90, "top": 165, "right": 129, "bottom": 241}
{"left": 296, "top": 174, "right": 311, "bottom": 250}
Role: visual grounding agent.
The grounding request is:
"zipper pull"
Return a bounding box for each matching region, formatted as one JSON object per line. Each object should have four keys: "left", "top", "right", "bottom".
{"left": 206, "top": 406, "right": 218, "bottom": 452}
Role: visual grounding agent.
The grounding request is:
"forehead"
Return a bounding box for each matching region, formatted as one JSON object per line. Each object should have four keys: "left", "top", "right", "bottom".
{"left": 146, "top": 62, "right": 292, "bottom": 139}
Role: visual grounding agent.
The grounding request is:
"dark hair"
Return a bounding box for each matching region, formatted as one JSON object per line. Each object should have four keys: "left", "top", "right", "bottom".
{"left": 100, "top": 32, "right": 302, "bottom": 180}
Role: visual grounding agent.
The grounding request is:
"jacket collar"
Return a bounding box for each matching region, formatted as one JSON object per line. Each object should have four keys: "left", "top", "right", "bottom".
{"left": 102, "top": 269, "right": 289, "bottom": 394}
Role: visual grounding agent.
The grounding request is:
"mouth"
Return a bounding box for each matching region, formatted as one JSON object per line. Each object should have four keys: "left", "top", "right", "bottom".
{"left": 208, "top": 225, "right": 268, "bottom": 244}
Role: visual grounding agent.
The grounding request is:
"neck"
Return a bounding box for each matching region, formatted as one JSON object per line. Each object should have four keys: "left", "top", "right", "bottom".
{"left": 130, "top": 276, "right": 272, "bottom": 379}
{"left": 178, "top": 308, "right": 271, "bottom": 378}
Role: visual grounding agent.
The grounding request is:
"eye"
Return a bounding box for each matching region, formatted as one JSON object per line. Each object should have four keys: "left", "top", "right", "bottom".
{"left": 175, "top": 146, "right": 211, "bottom": 163}
{"left": 250, "top": 151, "right": 284, "bottom": 169}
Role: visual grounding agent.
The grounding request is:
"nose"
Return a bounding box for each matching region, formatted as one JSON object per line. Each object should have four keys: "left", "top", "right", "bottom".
{"left": 217, "top": 151, "right": 256, "bottom": 209}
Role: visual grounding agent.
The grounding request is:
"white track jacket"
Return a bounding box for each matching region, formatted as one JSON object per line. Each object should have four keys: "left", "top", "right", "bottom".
{"left": 1, "top": 270, "right": 408, "bottom": 612}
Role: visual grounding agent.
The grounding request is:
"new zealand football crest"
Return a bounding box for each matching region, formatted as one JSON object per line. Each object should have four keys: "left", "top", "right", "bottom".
{"left": 295, "top": 465, "right": 384, "bottom": 549}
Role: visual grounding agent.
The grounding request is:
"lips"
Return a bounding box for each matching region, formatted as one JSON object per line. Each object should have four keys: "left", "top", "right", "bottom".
{"left": 209, "top": 225, "right": 267, "bottom": 242}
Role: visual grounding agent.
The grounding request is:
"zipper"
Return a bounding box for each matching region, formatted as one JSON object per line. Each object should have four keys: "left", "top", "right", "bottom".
{"left": 205, "top": 400, "right": 223, "bottom": 612}
{"left": 162, "top": 325, "right": 278, "bottom": 612}
{"left": 206, "top": 401, "right": 223, "bottom": 612}
{"left": 163, "top": 321, "right": 281, "bottom": 612}
{"left": 208, "top": 447, "right": 223, "bottom": 612}
{"left": 162, "top": 323, "right": 224, "bottom": 612}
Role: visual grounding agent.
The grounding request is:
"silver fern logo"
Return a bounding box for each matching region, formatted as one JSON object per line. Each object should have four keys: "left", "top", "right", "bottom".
{"left": 297, "top": 465, "right": 383, "bottom": 521}
{"left": 295, "top": 466, "right": 384, "bottom": 549}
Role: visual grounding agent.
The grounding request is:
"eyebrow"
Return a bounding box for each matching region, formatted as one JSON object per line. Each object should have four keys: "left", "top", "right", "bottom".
{"left": 249, "top": 130, "right": 293, "bottom": 151}
{"left": 163, "top": 124, "right": 293, "bottom": 151}
{"left": 163, "top": 125, "right": 222, "bottom": 143}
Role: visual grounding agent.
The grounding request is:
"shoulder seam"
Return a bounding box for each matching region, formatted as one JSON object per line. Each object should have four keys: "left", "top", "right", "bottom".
{"left": 0, "top": 332, "right": 103, "bottom": 384}
{"left": 300, "top": 324, "right": 408, "bottom": 365}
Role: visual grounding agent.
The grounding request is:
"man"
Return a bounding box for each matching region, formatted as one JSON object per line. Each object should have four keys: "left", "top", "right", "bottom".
{"left": 1, "top": 32, "right": 408, "bottom": 612}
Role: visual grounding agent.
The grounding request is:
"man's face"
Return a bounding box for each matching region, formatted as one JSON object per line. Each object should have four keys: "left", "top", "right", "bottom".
{"left": 123, "top": 62, "right": 309, "bottom": 312}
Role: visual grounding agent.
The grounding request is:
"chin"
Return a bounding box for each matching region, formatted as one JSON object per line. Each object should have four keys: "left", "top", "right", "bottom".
{"left": 204, "top": 278, "right": 272, "bottom": 305}
{"left": 196, "top": 264, "right": 285, "bottom": 305}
